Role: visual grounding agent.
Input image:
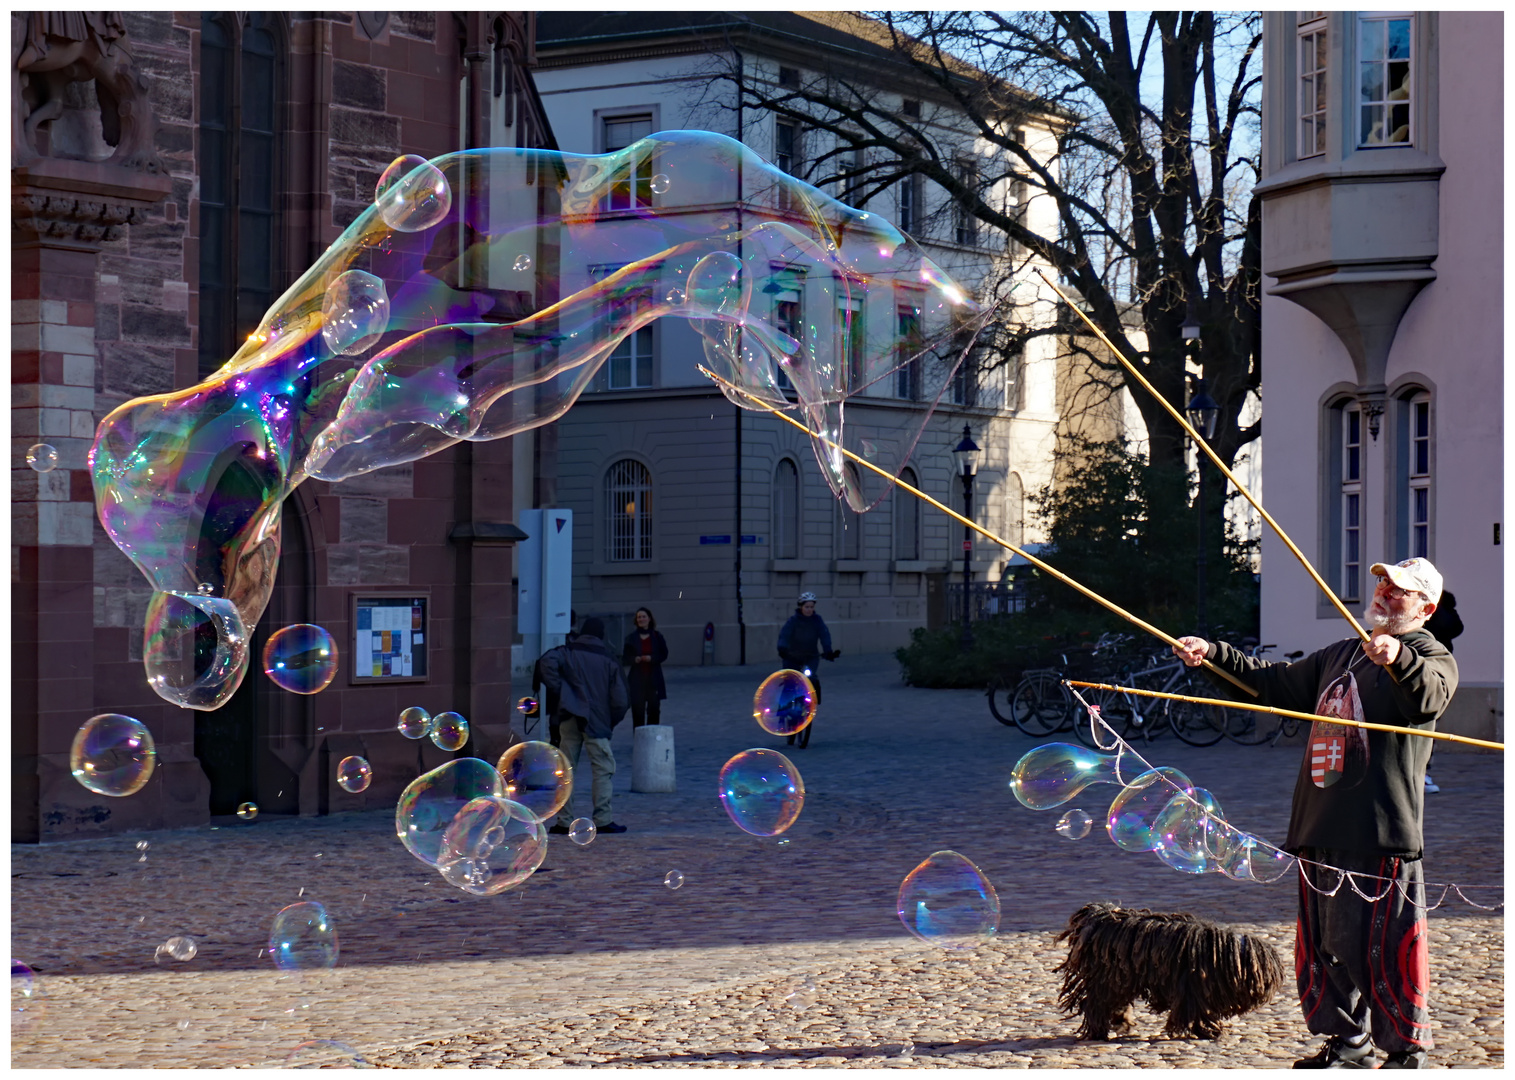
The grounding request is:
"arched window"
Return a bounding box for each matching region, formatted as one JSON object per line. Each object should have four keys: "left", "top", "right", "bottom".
{"left": 1394, "top": 388, "right": 1433, "bottom": 560}
{"left": 837, "top": 463, "right": 862, "bottom": 560}
{"left": 1004, "top": 472, "right": 1025, "bottom": 548}
{"left": 199, "top": 13, "right": 283, "bottom": 377}
{"left": 605, "top": 459, "right": 652, "bottom": 561}
{"left": 894, "top": 467, "right": 919, "bottom": 560}
{"left": 773, "top": 459, "right": 800, "bottom": 559}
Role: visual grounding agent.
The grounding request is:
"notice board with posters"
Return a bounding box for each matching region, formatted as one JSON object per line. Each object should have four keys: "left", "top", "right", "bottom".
{"left": 350, "top": 593, "right": 429, "bottom": 684}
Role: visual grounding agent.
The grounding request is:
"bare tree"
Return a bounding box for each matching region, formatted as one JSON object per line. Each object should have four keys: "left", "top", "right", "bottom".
{"left": 697, "top": 11, "right": 1263, "bottom": 480}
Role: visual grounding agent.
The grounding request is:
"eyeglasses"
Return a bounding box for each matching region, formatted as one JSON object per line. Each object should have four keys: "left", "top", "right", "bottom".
{"left": 1375, "top": 578, "right": 1424, "bottom": 602}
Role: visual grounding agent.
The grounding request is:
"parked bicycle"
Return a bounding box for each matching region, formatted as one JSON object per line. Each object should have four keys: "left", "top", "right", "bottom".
{"left": 1001, "top": 632, "right": 1129, "bottom": 738}
{"left": 1222, "top": 645, "right": 1308, "bottom": 745}
{"left": 1073, "top": 647, "right": 1226, "bottom": 748}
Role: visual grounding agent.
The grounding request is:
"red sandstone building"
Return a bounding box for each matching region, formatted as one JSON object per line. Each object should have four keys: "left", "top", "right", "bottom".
{"left": 12, "top": 12, "right": 556, "bottom": 841}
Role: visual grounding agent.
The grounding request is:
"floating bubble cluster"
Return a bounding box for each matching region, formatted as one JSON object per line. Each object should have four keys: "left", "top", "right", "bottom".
{"left": 89, "top": 131, "right": 979, "bottom": 710}
{"left": 896, "top": 850, "right": 1000, "bottom": 950}
{"left": 336, "top": 755, "right": 372, "bottom": 794}
{"left": 1055, "top": 809, "right": 1093, "bottom": 840}
{"left": 496, "top": 741, "right": 572, "bottom": 823}
{"left": 269, "top": 901, "right": 338, "bottom": 973}
{"left": 1152, "top": 786, "right": 1224, "bottom": 874}
{"left": 262, "top": 623, "right": 338, "bottom": 694}
{"left": 717, "top": 748, "right": 805, "bottom": 837}
{"left": 25, "top": 443, "right": 58, "bottom": 472}
{"left": 286, "top": 1039, "right": 371, "bottom": 1069}
{"left": 395, "top": 758, "right": 503, "bottom": 867}
{"left": 1107, "top": 767, "right": 1195, "bottom": 852}
{"left": 568, "top": 818, "right": 597, "bottom": 846}
{"left": 436, "top": 796, "right": 547, "bottom": 896}
{"left": 752, "top": 670, "right": 817, "bottom": 737}
{"left": 70, "top": 714, "right": 156, "bottom": 797}
{"left": 397, "top": 706, "right": 432, "bottom": 740}
{"left": 430, "top": 711, "right": 469, "bottom": 751}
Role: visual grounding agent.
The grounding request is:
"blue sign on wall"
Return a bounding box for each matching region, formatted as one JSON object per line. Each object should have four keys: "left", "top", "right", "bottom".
{"left": 699, "top": 535, "right": 732, "bottom": 545}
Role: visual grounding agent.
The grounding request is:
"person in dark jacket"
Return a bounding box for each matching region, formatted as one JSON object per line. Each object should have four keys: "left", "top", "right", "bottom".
{"left": 533, "top": 611, "right": 578, "bottom": 748}
{"left": 777, "top": 590, "right": 839, "bottom": 713}
{"left": 622, "top": 607, "right": 669, "bottom": 728}
{"left": 1174, "top": 557, "right": 1456, "bottom": 1070}
{"left": 541, "top": 617, "right": 630, "bottom": 835}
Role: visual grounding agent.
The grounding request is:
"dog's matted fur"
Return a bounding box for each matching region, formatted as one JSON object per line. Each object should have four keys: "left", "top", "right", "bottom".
{"left": 1054, "top": 901, "right": 1284, "bottom": 1040}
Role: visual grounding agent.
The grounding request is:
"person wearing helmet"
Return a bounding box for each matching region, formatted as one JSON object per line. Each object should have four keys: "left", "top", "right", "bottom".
{"left": 777, "top": 592, "right": 839, "bottom": 721}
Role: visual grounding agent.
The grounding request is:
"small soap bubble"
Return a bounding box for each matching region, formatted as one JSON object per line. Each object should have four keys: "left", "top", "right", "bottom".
{"left": 375, "top": 155, "right": 451, "bottom": 232}
{"left": 136, "top": 840, "right": 150, "bottom": 851}
{"left": 375, "top": 154, "right": 427, "bottom": 201}
{"left": 1055, "top": 809, "right": 1093, "bottom": 840}
{"left": 160, "top": 936, "right": 197, "bottom": 962}
{"left": 262, "top": 623, "right": 339, "bottom": 695}
{"left": 25, "top": 443, "right": 58, "bottom": 472}
{"left": 516, "top": 696, "right": 538, "bottom": 717}
{"left": 752, "top": 670, "right": 816, "bottom": 737}
{"left": 495, "top": 741, "right": 572, "bottom": 823}
{"left": 665, "top": 288, "right": 685, "bottom": 305}
{"left": 650, "top": 173, "right": 672, "bottom": 195}
{"left": 395, "top": 757, "right": 503, "bottom": 867}
{"left": 268, "top": 901, "right": 338, "bottom": 972}
{"left": 70, "top": 714, "right": 156, "bottom": 797}
{"left": 176, "top": 1018, "right": 191, "bottom": 1031}
{"left": 286, "top": 1039, "right": 371, "bottom": 1069}
{"left": 664, "top": 870, "right": 684, "bottom": 890}
{"left": 1009, "top": 742, "right": 1124, "bottom": 811}
{"left": 784, "top": 976, "right": 818, "bottom": 1011}
{"left": 512, "top": 254, "right": 533, "bottom": 273}
{"left": 896, "top": 850, "right": 1000, "bottom": 950}
{"left": 236, "top": 801, "right": 259, "bottom": 821}
{"left": 717, "top": 748, "right": 805, "bottom": 837}
{"left": 436, "top": 796, "right": 547, "bottom": 896}
{"left": 687, "top": 250, "right": 747, "bottom": 317}
{"left": 568, "top": 818, "right": 596, "bottom": 846}
{"left": 196, "top": 582, "right": 215, "bottom": 595}
{"left": 321, "top": 270, "right": 391, "bottom": 357}
{"left": 336, "top": 756, "right": 372, "bottom": 794}
{"left": 397, "top": 706, "right": 431, "bottom": 740}
{"left": 430, "top": 711, "right": 469, "bottom": 751}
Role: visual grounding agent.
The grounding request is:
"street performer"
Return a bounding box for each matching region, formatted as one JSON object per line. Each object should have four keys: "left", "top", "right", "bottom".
{"left": 1173, "top": 557, "right": 1456, "bottom": 1070}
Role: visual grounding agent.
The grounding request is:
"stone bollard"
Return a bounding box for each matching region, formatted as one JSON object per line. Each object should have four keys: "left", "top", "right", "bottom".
{"left": 631, "top": 726, "right": 676, "bottom": 792}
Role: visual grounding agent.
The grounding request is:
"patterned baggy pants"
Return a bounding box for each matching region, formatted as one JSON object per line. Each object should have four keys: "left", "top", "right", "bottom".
{"left": 1295, "top": 847, "right": 1432, "bottom": 1053}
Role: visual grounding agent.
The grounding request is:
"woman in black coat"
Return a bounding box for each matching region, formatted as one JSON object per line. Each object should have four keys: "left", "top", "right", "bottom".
{"left": 622, "top": 607, "right": 669, "bottom": 727}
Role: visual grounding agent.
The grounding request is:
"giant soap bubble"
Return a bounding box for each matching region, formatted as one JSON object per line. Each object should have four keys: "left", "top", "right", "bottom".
{"left": 717, "top": 748, "right": 805, "bottom": 837}
{"left": 1152, "top": 787, "right": 1224, "bottom": 874}
{"left": 436, "top": 795, "right": 547, "bottom": 896}
{"left": 897, "top": 850, "right": 1000, "bottom": 950}
{"left": 395, "top": 758, "right": 503, "bottom": 867}
{"left": 89, "top": 131, "right": 981, "bottom": 710}
{"left": 1009, "top": 742, "right": 1126, "bottom": 811}
{"left": 1106, "top": 767, "right": 1194, "bottom": 853}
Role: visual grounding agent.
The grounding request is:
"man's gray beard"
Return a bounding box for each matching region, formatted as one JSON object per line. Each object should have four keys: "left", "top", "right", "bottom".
{"left": 1367, "top": 605, "right": 1421, "bottom": 636}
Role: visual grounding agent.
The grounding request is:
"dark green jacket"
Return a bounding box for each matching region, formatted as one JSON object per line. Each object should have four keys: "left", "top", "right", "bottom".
{"left": 1202, "top": 630, "right": 1457, "bottom": 858}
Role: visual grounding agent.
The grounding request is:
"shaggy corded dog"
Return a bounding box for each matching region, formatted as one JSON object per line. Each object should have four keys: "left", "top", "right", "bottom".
{"left": 1054, "top": 902, "right": 1284, "bottom": 1039}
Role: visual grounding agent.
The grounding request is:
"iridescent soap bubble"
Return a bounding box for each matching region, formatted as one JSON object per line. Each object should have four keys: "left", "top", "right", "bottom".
{"left": 512, "top": 254, "right": 533, "bottom": 273}
{"left": 262, "top": 623, "right": 339, "bottom": 694}
{"left": 336, "top": 756, "right": 372, "bottom": 794}
{"left": 268, "top": 901, "right": 338, "bottom": 973}
{"left": 568, "top": 818, "right": 596, "bottom": 846}
{"left": 237, "top": 801, "right": 259, "bottom": 821}
{"left": 430, "top": 711, "right": 469, "bottom": 751}
{"left": 1009, "top": 742, "right": 1124, "bottom": 811}
{"left": 155, "top": 936, "right": 197, "bottom": 963}
{"left": 286, "top": 1039, "right": 371, "bottom": 1069}
{"left": 1055, "top": 809, "right": 1093, "bottom": 840}
{"left": 897, "top": 850, "right": 1000, "bottom": 950}
{"left": 321, "top": 270, "right": 390, "bottom": 356}
{"left": 142, "top": 590, "right": 250, "bottom": 711}
{"left": 1209, "top": 823, "right": 1295, "bottom": 883}
{"left": 70, "top": 713, "right": 156, "bottom": 797}
{"left": 25, "top": 443, "right": 58, "bottom": 472}
{"left": 650, "top": 173, "right": 672, "bottom": 195}
{"left": 1106, "top": 767, "right": 1193, "bottom": 852}
{"left": 717, "top": 748, "right": 805, "bottom": 837}
{"left": 752, "top": 670, "right": 816, "bottom": 737}
{"left": 375, "top": 155, "right": 450, "bottom": 232}
{"left": 687, "top": 250, "right": 747, "bottom": 317}
{"left": 436, "top": 796, "right": 547, "bottom": 896}
{"left": 495, "top": 741, "right": 572, "bottom": 823}
{"left": 516, "top": 696, "right": 538, "bottom": 716}
{"left": 395, "top": 757, "right": 503, "bottom": 867}
{"left": 375, "top": 154, "right": 428, "bottom": 201}
{"left": 664, "top": 870, "right": 684, "bottom": 890}
{"left": 11, "top": 959, "right": 44, "bottom": 1033}
{"left": 397, "top": 707, "right": 431, "bottom": 740}
{"left": 1153, "top": 787, "right": 1225, "bottom": 874}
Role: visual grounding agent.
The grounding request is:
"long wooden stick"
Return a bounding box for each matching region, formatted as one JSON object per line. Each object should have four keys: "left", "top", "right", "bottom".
{"left": 699, "top": 364, "right": 1259, "bottom": 699}
{"left": 1066, "top": 680, "right": 1504, "bottom": 752}
{"left": 1035, "top": 270, "right": 1376, "bottom": 650}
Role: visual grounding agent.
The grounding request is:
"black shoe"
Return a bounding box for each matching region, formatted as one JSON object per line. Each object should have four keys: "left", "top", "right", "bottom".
{"left": 597, "top": 822, "right": 628, "bottom": 833}
{"left": 1380, "top": 1050, "right": 1426, "bottom": 1069}
{"left": 547, "top": 824, "right": 570, "bottom": 835}
{"left": 1294, "top": 1036, "right": 1375, "bottom": 1069}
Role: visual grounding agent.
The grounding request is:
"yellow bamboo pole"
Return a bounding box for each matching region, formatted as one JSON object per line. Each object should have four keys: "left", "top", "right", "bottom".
{"left": 1034, "top": 269, "right": 1377, "bottom": 650}
{"left": 1065, "top": 680, "right": 1504, "bottom": 752}
{"left": 699, "top": 364, "right": 1259, "bottom": 699}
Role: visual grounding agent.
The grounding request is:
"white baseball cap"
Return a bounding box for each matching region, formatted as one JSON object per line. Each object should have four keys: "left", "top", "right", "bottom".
{"left": 1368, "top": 557, "right": 1442, "bottom": 606}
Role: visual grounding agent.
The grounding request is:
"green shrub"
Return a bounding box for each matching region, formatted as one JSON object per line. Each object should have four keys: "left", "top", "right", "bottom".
{"left": 894, "top": 609, "right": 1127, "bottom": 688}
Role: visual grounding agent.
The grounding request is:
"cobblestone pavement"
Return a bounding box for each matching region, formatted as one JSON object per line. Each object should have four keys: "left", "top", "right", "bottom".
{"left": 11, "top": 653, "right": 1504, "bottom": 1069}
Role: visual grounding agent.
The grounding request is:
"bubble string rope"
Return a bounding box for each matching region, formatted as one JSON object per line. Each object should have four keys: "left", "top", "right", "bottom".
{"left": 699, "top": 364, "right": 1258, "bottom": 699}
{"left": 1034, "top": 270, "right": 1386, "bottom": 664}
{"left": 1061, "top": 685, "right": 1502, "bottom": 912}
{"left": 1065, "top": 680, "right": 1505, "bottom": 752}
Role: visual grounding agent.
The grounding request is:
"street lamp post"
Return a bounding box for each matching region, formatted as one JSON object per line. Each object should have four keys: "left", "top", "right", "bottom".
{"left": 952, "top": 425, "right": 982, "bottom": 651}
{"left": 1186, "top": 373, "right": 1220, "bottom": 635}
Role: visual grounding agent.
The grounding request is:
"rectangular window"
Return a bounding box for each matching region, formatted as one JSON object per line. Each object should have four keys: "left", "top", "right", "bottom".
{"left": 895, "top": 467, "right": 920, "bottom": 560}
{"left": 1359, "top": 15, "right": 1412, "bottom": 147}
{"left": 838, "top": 465, "right": 862, "bottom": 559}
{"left": 1341, "top": 405, "right": 1362, "bottom": 601}
{"left": 775, "top": 120, "right": 798, "bottom": 176}
{"left": 771, "top": 268, "right": 804, "bottom": 390}
{"left": 895, "top": 306, "right": 921, "bottom": 400}
{"left": 593, "top": 267, "right": 654, "bottom": 389}
{"left": 899, "top": 174, "right": 921, "bottom": 235}
{"left": 1298, "top": 13, "right": 1328, "bottom": 157}
{"left": 1408, "top": 394, "right": 1430, "bottom": 558}
{"left": 602, "top": 113, "right": 654, "bottom": 210}
{"left": 955, "top": 158, "right": 979, "bottom": 246}
{"left": 837, "top": 289, "right": 864, "bottom": 392}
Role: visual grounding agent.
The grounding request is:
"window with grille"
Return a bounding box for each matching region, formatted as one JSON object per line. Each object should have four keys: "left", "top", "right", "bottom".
{"left": 1298, "top": 13, "right": 1328, "bottom": 158}
{"left": 602, "top": 113, "right": 654, "bottom": 210}
{"left": 894, "top": 467, "right": 919, "bottom": 559}
{"left": 591, "top": 266, "right": 654, "bottom": 388}
{"left": 837, "top": 463, "right": 862, "bottom": 559}
{"left": 1340, "top": 404, "right": 1363, "bottom": 601}
{"left": 837, "top": 288, "right": 864, "bottom": 392}
{"left": 771, "top": 268, "right": 804, "bottom": 390}
{"left": 605, "top": 459, "right": 652, "bottom": 561}
{"left": 773, "top": 459, "right": 800, "bottom": 559}
{"left": 1358, "top": 15, "right": 1413, "bottom": 147}
{"left": 1395, "top": 390, "right": 1432, "bottom": 560}
{"left": 899, "top": 173, "right": 922, "bottom": 234}
{"left": 895, "top": 306, "right": 922, "bottom": 400}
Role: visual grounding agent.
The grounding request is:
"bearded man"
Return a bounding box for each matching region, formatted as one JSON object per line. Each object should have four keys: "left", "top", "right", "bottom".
{"left": 1173, "top": 557, "right": 1457, "bottom": 1069}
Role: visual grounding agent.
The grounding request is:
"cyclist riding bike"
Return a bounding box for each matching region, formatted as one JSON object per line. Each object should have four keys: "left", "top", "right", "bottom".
{"left": 776, "top": 591, "right": 840, "bottom": 747}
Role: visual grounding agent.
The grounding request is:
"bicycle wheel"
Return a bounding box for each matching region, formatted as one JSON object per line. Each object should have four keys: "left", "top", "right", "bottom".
{"left": 1171, "top": 698, "right": 1227, "bottom": 746}
{"left": 1010, "top": 673, "right": 1071, "bottom": 737}
{"left": 1224, "top": 708, "right": 1276, "bottom": 745}
{"left": 987, "top": 678, "right": 1018, "bottom": 727}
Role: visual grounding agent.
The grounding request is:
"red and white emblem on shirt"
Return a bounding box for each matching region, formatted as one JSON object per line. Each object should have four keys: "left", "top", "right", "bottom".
{"left": 1310, "top": 734, "right": 1347, "bottom": 787}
